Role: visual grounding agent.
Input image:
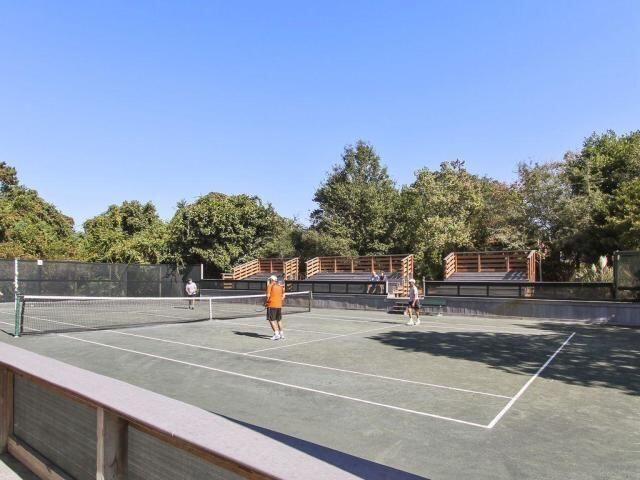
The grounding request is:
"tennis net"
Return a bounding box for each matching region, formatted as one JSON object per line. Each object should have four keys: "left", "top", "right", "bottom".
{"left": 14, "top": 291, "right": 312, "bottom": 335}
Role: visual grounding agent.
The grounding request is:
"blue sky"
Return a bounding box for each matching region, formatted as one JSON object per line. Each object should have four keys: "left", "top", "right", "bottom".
{"left": 1, "top": 1, "right": 638, "bottom": 228}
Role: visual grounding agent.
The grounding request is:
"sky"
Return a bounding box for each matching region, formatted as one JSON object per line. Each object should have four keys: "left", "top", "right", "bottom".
{"left": 1, "top": 1, "right": 639, "bottom": 228}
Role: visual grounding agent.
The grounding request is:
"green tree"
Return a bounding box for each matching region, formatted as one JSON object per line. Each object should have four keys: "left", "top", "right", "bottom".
{"left": 0, "top": 163, "right": 78, "bottom": 259}
{"left": 474, "top": 178, "right": 527, "bottom": 250}
{"left": 0, "top": 162, "right": 18, "bottom": 192}
{"left": 81, "top": 201, "right": 168, "bottom": 263}
{"left": 311, "top": 141, "right": 399, "bottom": 255}
{"left": 609, "top": 178, "right": 640, "bottom": 249}
{"left": 167, "top": 193, "right": 287, "bottom": 274}
{"left": 563, "top": 130, "right": 640, "bottom": 257}
{"left": 397, "top": 160, "right": 484, "bottom": 278}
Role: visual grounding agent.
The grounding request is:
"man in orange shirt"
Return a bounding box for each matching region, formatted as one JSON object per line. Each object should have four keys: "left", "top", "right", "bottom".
{"left": 266, "top": 275, "right": 286, "bottom": 340}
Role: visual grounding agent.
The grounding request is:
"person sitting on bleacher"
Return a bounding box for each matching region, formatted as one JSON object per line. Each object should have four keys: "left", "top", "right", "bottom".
{"left": 369, "top": 270, "right": 380, "bottom": 294}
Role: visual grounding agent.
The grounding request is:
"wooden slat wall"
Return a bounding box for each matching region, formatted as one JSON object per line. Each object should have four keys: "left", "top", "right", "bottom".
{"left": 445, "top": 251, "right": 536, "bottom": 280}
{"left": 283, "top": 258, "right": 299, "bottom": 280}
{"left": 305, "top": 258, "right": 320, "bottom": 278}
{"left": 444, "top": 253, "right": 456, "bottom": 279}
{"left": 232, "top": 260, "right": 260, "bottom": 280}
{"left": 305, "top": 255, "right": 413, "bottom": 277}
{"left": 230, "top": 258, "right": 300, "bottom": 280}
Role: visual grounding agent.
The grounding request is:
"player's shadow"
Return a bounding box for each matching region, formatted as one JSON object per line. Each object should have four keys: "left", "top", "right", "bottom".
{"left": 367, "top": 322, "right": 640, "bottom": 396}
{"left": 232, "top": 330, "right": 272, "bottom": 339}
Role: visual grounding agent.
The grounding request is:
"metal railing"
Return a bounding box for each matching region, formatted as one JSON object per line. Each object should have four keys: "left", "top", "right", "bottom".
{"left": 423, "top": 280, "right": 616, "bottom": 301}
{"left": 200, "top": 279, "right": 388, "bottom": 295}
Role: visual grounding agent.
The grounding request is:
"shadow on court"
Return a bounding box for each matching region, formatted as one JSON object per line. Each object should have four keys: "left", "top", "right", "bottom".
{"left": 217, "top": 414, "right": 429, "bottom": 480}
{"left": 368, "top": 323, "right": 640, "bottom": 396}
{"left": 232, "top": 330, "right": 273, "bottom": 339}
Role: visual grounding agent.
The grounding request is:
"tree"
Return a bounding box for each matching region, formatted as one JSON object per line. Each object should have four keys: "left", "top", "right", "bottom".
{"left": 311, "top": 141, "right": 399, "bottom": 255}
{"left": 473, "top": 178, "right": 527, "bottom": 250}
{"left": 0, "top": 163, "right": 78, "bottom": 259}
{"left": 167, "top": 193, "right": 287, "bottom": 274}
{"left": 397, "top": 160, "right": 484, "bottom": 279}
{"left": 563, "top": 130, "right": 640, "bottom": 258}
{"left": 609, "top": 178, "right": 640, "bottom": 249}
{"left": 0, "top": 162, "right": 18, "bottom": 192}
{"left": 81, "top": 201, "right": 168, "bottom": 263}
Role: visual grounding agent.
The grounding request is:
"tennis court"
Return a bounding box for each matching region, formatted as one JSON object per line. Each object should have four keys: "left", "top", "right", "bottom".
{"left": 0, "top": 302, "right": 638, "bottom": 479}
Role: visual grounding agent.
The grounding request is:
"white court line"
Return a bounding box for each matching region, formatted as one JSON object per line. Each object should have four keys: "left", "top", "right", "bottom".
{"left": 57, "top": 333, "right": 490, "bottom": 429}
{"left": 487, "top": 332, "right": 576, "bottom": 429}
{"left": 212, "top": 319, "right": 339, "bottom": 336}
{"left": 246, "top": 324, "right": 398, "bottom": 354}
{"left": 0, "top": 317, "right": 510, "bottom": 398}
{"left": 0, "top": 318, "right": 510, "bottom": 399}
{"left": 102, "top": 329, "right": 510, "bottom": 399}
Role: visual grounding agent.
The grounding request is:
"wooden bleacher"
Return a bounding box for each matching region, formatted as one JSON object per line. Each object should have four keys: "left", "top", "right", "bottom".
{"left": 443, "top": 250, "right": 538, "bottom": 282}
{"left": 304, "top": 254, "right": 414, "bottom": 295}
{"left": 222, "top": 258, "right": 300, "bottom": 281}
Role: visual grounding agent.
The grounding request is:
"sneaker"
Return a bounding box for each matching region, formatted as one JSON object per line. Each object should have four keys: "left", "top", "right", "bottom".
{"left": 415, "top": 319, "right": 421, "bottom": 325}
{"left": 406, "top": 320, "right": 415, "bottom": 326}
{"left": 279, "top": 332, "right": 285, "bottom": 340}
{"left": 270, "top": 333, "right": 281, "bottom": 341}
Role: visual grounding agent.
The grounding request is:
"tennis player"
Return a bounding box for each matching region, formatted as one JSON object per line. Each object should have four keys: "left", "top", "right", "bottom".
{"left": 185, "top": 278, "right": 198, "bottom": 309}
{"left": 406, "top": 278, "right": 421, "bottom": 325}
{"left": 266, "top": 275, "right": 286, "bottom": 340}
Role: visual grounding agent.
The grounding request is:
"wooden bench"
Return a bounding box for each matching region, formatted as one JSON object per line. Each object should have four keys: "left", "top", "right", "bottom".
{"left": 422, "top": 297, "right": 447, "bottom": 316}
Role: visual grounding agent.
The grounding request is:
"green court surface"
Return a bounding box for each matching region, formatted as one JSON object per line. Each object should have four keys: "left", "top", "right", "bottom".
{"left": 1, "top": 307, "right": 638, "bottom": 479}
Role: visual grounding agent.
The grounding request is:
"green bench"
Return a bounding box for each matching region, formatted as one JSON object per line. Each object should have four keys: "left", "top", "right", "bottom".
{"left": 422, "top": 297, "right": 447, "bottom": 316}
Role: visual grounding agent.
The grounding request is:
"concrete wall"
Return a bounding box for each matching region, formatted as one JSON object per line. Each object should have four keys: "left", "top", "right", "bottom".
{"left": 311, "top": 293, "right": 640, "bottom": 327}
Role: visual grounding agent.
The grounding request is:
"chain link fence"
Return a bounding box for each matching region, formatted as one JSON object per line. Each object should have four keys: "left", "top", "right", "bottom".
{"left": 0, "top": 259, "right": 202, "bottom": 302}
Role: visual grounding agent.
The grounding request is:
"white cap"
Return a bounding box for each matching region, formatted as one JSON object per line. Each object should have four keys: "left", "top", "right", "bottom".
{"left": 269, "top": 275, "right": 277, "bottom": 281}
{"left": 409, "top": 278, "right": 416, "bottom": 283}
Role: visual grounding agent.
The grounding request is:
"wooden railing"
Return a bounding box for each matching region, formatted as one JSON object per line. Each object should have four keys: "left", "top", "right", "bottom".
{"left": 232, "top": 259, "right": 260, "bottom": 280}
{"left": 443, "top": 250, "right": 537, "bottom": 281}
{"left": 444, "top": 252, "right": 456, "bottom": 279}
{"left": 0, "top": 343, "right": 360, "bottom": 480}
{"left": 226, "top": 258, "right": 300, "bottom": 280}
{"left": 305, "top": 255, "right": 414, "bottom": 278}
{"left": 282, "top": 258, "right": 299, "bottom": 280}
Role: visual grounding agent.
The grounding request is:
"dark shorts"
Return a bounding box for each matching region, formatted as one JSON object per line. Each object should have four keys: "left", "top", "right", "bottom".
{"left": 267, "top": 307, "right": 282, "bottom": 322}
{"left": 407, "top": 301, "right": 421, "bottom": 310}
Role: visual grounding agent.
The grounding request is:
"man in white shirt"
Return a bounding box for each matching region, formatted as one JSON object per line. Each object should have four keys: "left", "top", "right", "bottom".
{"left": 185, "top": 278, "right": 198, "bottom": 310}
{"left": 406, "top": 278, "right": 421, "bottom": 326}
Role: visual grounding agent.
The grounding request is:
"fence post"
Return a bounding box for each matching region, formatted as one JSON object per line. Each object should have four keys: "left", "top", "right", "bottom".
{"left": 96, "top": 408, "right": 128, "bottom": 480}
{"left": 0, "top": 369, "right": 13, "bottom": 453}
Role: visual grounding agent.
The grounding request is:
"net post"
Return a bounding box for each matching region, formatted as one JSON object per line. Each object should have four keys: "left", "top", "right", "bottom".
{"left": 13, "top": 296, "right": 23, "bottom": 337}
{"left": 208, "top": 298, "right": 213, "bottom": 320}
{"left": 308, "top": 290, "right": 313, "bottom": 312}
{"left": 13, "top": 258, "right": 18, "bottom": 316}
